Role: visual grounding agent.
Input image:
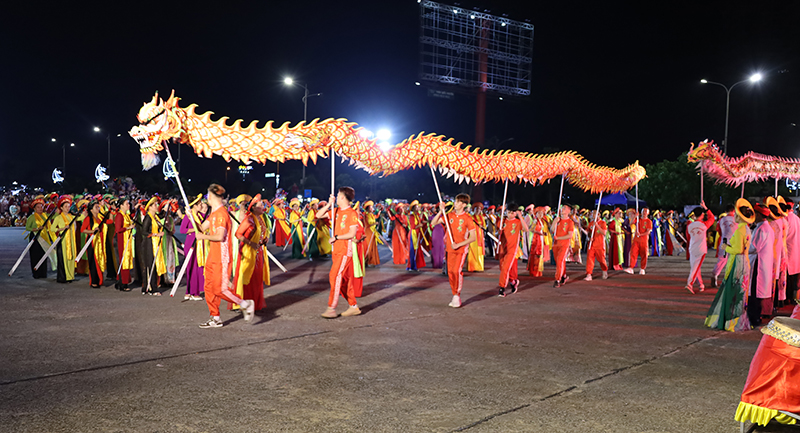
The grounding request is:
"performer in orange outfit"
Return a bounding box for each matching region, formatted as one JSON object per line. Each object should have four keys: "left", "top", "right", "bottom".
{"left": 233, "top": 194, "right": 269, "bottom": 313}
{"left": 551, "top": 205, "right": 575, "bottom": 287}
{"left": 497, "top": 204, "right": 529, "bottom": 297}
{"left": 527, "top": 207, "right": 548, "bottom": 277}
{"left": 625, "top": 207, "right": 652, "bottom": 275}
{"left": 389, "top": 204, "right": 409, "bottom": 265}
{"left": 431, "top": 193, "right": 477, "bottom": 308}
{"left": 583, "top": 209, "right": 608, "bottom": 281}
{"left": 194, "top": 184, "right": 255, "bottom": 328}
{"left": 317, "top": 187, "right": 362, "bottom": 318}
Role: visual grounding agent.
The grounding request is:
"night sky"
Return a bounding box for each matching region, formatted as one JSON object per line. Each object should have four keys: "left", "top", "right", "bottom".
{"left": 1, "top": 0, "right": 799, "bottom": 202}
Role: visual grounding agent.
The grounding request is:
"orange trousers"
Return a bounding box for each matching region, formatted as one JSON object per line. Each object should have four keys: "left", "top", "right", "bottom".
{"left": 553, "top": 243, "right": 569, "bottom": 280}
{"left": 498, "top": 251, "right": 518, "bottom": 287}
{"left": 629, "top": 239, "right": 648, "bottom": 269}
{"left": 585, "top": 248, "right": 608, "bottom": 274}
{"left": 447, "top": 251, "right": 468, "bottom": 295}
{"left": 329, "top": 254, "right": 356, "bottom": 308}
{"left": 204, "top": 260, "right": 242, "bottom": 316}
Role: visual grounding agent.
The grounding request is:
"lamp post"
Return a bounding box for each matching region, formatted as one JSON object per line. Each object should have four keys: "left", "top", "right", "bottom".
{"left": 52, "top": 138, "right": 75, "bottom": 176}
{"left": 283, "top": 77, "right": 323, "bottom": 190}
{"left": 93, "top": 128, "right": 121, "bottom": 174}
{"left": 700, "top": 73, "right": 762, "bottom": 155}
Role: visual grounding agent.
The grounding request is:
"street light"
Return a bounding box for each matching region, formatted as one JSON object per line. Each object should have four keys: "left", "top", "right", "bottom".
{"left": 283, "top": 77, "right": 323, "bottom": 189}
{"left": 93, "top": 127, "right": 111, "bottom": 174}
{"left": 52, "top": 139, "right": 75, "bottom": 177}
{"left": 700, "top": 73, "right": 763, "bottom": 154}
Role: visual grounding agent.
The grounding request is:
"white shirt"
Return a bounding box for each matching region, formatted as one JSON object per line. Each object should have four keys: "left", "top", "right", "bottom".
{"left": 688, "top": 220, "right": 710, "bottom": 256}
{"left": 718, "top": 214, "right": 737, "bottom": 246}
{"left": 785, "top": 212, "right": 800, "bottom": 275}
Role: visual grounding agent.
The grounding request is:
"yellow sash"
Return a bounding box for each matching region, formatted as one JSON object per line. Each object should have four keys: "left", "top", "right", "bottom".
{"left": 193, "top": 211, "right": 208, "bottom": 267}
{"left": 120, "top": 212, "right": 135, "bottom": 270}
{"left": 235, "top": 215, "right": 269, "bottom": 295}
{"left": 91, "top": 214, "right": 108, "bottom": 272}
{"left": 150, "top": 214, "right": 167, "bottom": 275}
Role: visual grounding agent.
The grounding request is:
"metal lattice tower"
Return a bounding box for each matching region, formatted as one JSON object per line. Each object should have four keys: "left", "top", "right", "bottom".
{"left": 419, "top": 0, "right": 534, "bottom": 97}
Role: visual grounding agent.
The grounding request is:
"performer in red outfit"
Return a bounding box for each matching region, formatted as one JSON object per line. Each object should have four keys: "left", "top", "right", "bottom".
{"left": 526, "top": 207, "right": 548, "bottom": 277}
{"left": 625, "top": 207, "right": 653, "bottom": 275}
{"left": 317, "top": 187, "right": 362, "bottom": 318}
{"left": 584, "top": 209, "right": 609, "bottom": 281}
{"left": 431, "top": 193, "right": 477, "bottom": 308}
{"left": 497, "top": 204, "right": 529, "bottom": 297}
{"left": 389, "top": 204, "right": 409, "bottom": 265}
{"left": 80, "top": 200, "right": 112, "bottom": 288}
{"left": 551, "top": 205, "right": 575, "bottom": 287}
{"left": 194, "top": 184, "right": 255, "bottom": 328}
{"left": 233, "top": 194, "right": 269, "bottom": 313}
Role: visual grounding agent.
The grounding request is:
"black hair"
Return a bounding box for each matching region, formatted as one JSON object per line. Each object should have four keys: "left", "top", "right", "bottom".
{"left": 725, "top": 204, "right": 735, "bottom": 213}
{"left": 738, "top": 206, "right": 754, "bottom": 219}
{"left": 691, "top": 207, "right": 705, "bottom": 217}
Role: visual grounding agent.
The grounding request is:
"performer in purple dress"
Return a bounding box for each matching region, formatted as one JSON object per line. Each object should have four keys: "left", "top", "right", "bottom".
{"left": 180, "top": 195, "right": 206, "bottom": 301}
{"left": 430, "top": 210, "right": 446, "bottom": 269}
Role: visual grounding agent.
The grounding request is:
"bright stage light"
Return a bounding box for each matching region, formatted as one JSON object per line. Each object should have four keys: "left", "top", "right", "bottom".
{"left": 379, "top": 142, "right": 392, "bottom": 152}
{"left": 359, "top": 129, "right": 373, "bottom": 138}
{"left": 376, "top": 129, "right": 391, "bottom": 141}
{"left": 750, "top": 73, "right": 762, "bottom": 82}
{"left": 284, "top": 77, "right": 294, "bottom": 85}
{"left": 51, "top": 138, "right": 56, "bottom": 142}
{"left": 93, "top": 127, "right": 100, "bottom": 132}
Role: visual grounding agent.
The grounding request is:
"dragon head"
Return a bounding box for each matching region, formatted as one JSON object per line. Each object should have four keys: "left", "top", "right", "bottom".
{"left": 687, "top": 140, "right": 718, "bottom": 163}
{"left": 129, "top": 90, "right": 184, "bottom": 171}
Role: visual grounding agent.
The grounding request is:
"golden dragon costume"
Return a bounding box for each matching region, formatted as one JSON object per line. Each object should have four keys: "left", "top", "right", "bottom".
{"left": 130, "top": 91, "right": 645, "bottom": 193}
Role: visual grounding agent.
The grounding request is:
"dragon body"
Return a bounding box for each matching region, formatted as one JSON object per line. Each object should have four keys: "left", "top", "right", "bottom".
{"left": 688, "top": 140, "right": 800, "bottom": 186}
{"left": 130, "top": 91, "right": 645, "bottom": 193}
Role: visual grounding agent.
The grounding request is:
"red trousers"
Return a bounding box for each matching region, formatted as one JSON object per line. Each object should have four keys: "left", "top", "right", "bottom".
{"left": 446, "top": 251, "right": 468, "bottom": 295}
{"left": 498, "top": 251, "right": 518, "bottom": 287}
{"left": 629, "top": 239, "right": 648, "bottom": 269}
{"left": 204, "top": 260, "right": 241, "bottom": 316}
{"left": 553, "top": 243, "right": 569, "bottom": 280}
{"left": 329, "top": 254, "right": 356, "bottom": 308}
{"left": 585, "top": 248, "right": 608, "bottom": 274}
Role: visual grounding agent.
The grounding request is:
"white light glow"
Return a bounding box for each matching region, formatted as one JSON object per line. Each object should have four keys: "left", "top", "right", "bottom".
{"left": 70, "top": 143, "right": 75, "bottom": 147}
{"left": 750, "top": 73, "right": 762, "bottom": 82}
{"left": 415, "top": 82, "right": 421, "bottom": 86}
{"left": 283, "top": 77, "right": 293, "bottom": 85}
{"left": 51, "top": 138, "right": 56, "bottom": 142}
{"left": 376, "top": 129, "right": 391, "bottom": 141}
{"left": 93, "top": 127, "right": 100, "bottom": 132}
{"left": 379, "top": 142, "right": 393, "bottom": 152}
{"left": 501, "top": 22, "right": 506, "bottom": 26}
{"left": 453, "top": 9, "right": 458, "bottom": 13}
{"left": 359, "top": 129, "right": 373, "bottom": 138}
{"left": 700, "top": 79, "right": 708, "bottom": 83}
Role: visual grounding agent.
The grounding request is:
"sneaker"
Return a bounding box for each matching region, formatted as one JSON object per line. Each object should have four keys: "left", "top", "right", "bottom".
{"left": 639, "top": 269, "right": 646, "bottom": 275}
{"left": 699, "top": 285, "right": 705, "bottom": 293}
{"left": 448, "top": 295, "right": 461, "bottom": 308}
{"left": 321, "top": 307, "right": 339, "bottom": 319}
{"left": 498, "top": 287, "right": 506, "bottom": 297}
{"left": 199, "top": 318, "right": 223, "bottom": 328}
{"left": 553, "top": 280, "right": 561, "bottom": 288}
{"left": 341, "top": 305, "right": 362, "bottom": 317}
{"left": 184, "top": 294, "right": 191, "bottom": 300}
{"left": 584, "top": 274, "right": 593, "bottom": 281}
{"left": 190, "top": 295, "right": 203, "bottom": 301}
{"left": 711, "top": 276, "right": 717, "bottom": 288}
{"left": 602, "top": 271, "right": 608, "bottom": 280}
{"left": 510, "top": 280, "right": 519, "bottom": 294}
{"left": 624, "top": 268, "right": 634, "bottom": 275}
{"left": 685, "top": 285, "right": 695, "bottom": 295}
{"left": 241, "top": 300, "right": 255, "bottom": 322}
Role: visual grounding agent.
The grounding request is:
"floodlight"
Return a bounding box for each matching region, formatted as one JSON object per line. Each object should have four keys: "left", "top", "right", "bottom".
{"left": 376, "top": 129, "right": 391, "bottom": 141}
{"left": 283, "top": 77, "right": 293, "bottom": 85}
{"left": 93, "top": 127, "right": 101, "bottom": 132}
{"left": 750, "top": 73, "right": 762, "bottom": 82}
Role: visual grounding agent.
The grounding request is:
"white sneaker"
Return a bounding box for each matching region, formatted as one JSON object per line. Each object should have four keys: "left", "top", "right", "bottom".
{"left": 602, "top": 271, "right": 608, "bottom": 279}
{"left": 190, "top": 295, "right": 203, "bottom": 301}
{"left": 241, "top": 300, "right": 255, "bottom": 322}
{"left": 199, "top": 317, "right": 223, "bottom": 328}
{"left": 624, "top": 268, "right": 634, "bottom": 275}
{"left": 639, "top": 269, "right": 646, "bottom": 275}
{"left": 584, "top": 274, "right": 592, "bottom": 281}
{"left": 183, "top": 294, "right": 191, "bottom": 300}
{"left": 448, "top": 295, "right": 461, "bottom": 308}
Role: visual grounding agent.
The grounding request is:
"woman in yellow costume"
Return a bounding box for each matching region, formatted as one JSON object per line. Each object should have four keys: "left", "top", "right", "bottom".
{"left": 363, "top": 201, "right": 382, "bottom": 266}
{"left": 270, "top": 199, "right": 291, "bottom": 247}
{"left": 468, "top": 202, "right": 485, "bottom": 272}
{"left": 141, "top": 197, "right": 165, "bottom": 295}
{"left": 289, "top": 198, "right": 306, "bottom": 259}
{"left": 305, "top": 199, "right": 321, "bottom": 259}
{"left": 50, "top": 195, "right": 77, "bottom": 283}
{"left": 315, "top": 200, "right": 332, "bottom": 257}
{"left": 233, "top": 194, "right": 269, "bottom": 312}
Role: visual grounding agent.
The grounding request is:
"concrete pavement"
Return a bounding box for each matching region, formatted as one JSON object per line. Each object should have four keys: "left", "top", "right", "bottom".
{"left": 0, "top": 227, "right": 796, "bottom": 432}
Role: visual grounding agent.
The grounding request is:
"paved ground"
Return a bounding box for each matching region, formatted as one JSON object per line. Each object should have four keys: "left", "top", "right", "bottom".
{"left": 0, "top": 227, "right": 797, "bottom": 432}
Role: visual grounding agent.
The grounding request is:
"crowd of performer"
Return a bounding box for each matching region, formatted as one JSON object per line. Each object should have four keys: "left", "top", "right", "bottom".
{"left": 14, "top": 185, "right": 800, "bottom": 331}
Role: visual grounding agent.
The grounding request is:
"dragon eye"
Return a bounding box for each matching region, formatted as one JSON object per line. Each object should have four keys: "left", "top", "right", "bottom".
{"left": 143, "top": 108, "right": 165, "bottom": 125}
